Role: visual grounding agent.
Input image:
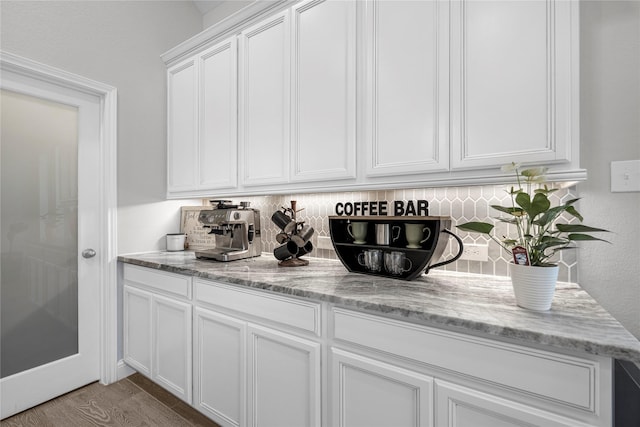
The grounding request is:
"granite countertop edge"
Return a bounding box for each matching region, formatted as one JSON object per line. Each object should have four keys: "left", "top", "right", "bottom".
{"left": 118, "top": 252, "right": 640, "bottom": 364}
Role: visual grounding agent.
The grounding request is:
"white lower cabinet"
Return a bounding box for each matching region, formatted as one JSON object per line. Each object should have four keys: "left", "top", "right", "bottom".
{"left": 247, "top": 324, "right": 321, "bottom": 427}
{"left": 122, "top": 265, "right": 613, "bottom": 427}
{"left": 435, "top": 380, "right": 587, "bottom": 427}
{"left": 123, "top": 285, "right": 152, "bottom": 377}
{"left": 194, "top": 308, "right": 245, "bottom": 427}
{"left": 123, "top": 286, "right": 192, "bottom": 403}
{"left": 193, "top": 278, "right": 322, "bottom": 427}
{"left": 122, "top": 265, "right": 193, "bottom": 403}
{"left": 331, "top": 348, "right": 433, "bottom": 427}
{"left": 331, "top": 307, "right": 612, "bottom": 427}
{"left": 152, "top": 294, "right": 192, "bottom": 402}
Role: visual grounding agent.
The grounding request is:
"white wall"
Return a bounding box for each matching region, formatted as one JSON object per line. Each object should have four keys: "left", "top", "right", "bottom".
{"left": 579, "top": 1, "right": 640, "bottom": 339}
{"left": 0, "top": 0, "right": 203, "bottom": 254}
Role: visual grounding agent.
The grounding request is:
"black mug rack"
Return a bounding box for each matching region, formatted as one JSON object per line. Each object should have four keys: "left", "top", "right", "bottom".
{"left": 328, "top": 216, "right": 464, "bottom": 281}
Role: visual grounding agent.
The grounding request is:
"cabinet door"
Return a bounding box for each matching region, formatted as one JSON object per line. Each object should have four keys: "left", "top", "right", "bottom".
{"left": 239, "top": 11, "right": 290, "bottom": 187}
{"left": 290, "top": 0, "right": 356, "bottom": 182}
{"left": 451, "top": 0, "right": 577, "bottom": 170}
{"left": 153, "top": 294, "right": 192, "bottom": 403}
{"left": 435, "top": 380, "right": 585, "bottom": 427}
{"left": 194, "top": 308, "right": 246, "bottom": 427}
{"left": 331, "top": 348, "right": 433, "bottom": 427}
{"left": 199, "top": 38, "right": 238, "bottom": 190}
{"left": 365, "top": 0, "right": 449, "bottom": 177}
{"left": 167, "top": 57, "right": 199, "bottom": 192}
{"left": 123, "top": 285, "right": 152, "bottom": 377}
{"left": 247, "top": 324, "right": 321, "bottom": 427}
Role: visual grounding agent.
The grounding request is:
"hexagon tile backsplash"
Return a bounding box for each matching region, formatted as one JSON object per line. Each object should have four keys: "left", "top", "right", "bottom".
{"left": 184, "top": 184, "right": 578, "bottom": 282}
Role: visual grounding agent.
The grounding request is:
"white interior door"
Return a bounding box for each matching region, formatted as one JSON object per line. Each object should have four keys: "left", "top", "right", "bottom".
{"left": 1, "top": 68, "right": 102, "bottom": 419}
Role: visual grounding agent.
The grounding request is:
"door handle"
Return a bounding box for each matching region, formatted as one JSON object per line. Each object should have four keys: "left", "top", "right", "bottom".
{"left": 82, "top": 249, "right": 97, "bottom": 259}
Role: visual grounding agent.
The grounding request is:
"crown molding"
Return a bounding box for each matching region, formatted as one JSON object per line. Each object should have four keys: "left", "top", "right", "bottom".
{"left": 162, "top": 0, "right": 295, "bottom": 66}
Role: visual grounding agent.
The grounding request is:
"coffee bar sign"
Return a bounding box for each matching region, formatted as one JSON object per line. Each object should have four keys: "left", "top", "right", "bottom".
{"left": 335, "top": 200, "right": 429, "bottom": 216}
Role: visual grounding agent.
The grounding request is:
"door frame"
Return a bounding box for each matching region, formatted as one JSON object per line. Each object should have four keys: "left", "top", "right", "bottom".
{"left": 0, "top": 51, "right": 119, "bottom": 385}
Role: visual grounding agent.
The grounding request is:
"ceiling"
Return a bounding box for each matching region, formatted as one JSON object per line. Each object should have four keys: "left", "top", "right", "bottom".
{"left": 192, "top": 0, "right": 225, "bottom": 14}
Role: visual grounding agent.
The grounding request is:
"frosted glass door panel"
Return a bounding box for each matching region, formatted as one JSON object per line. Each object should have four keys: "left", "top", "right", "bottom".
{"left": 1, "top": 89, "right": 79, "bottom": 378}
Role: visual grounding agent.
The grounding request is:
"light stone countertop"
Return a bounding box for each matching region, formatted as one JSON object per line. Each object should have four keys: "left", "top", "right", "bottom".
{"left": 118, "top": 251, "right": 640, "bottom": 364}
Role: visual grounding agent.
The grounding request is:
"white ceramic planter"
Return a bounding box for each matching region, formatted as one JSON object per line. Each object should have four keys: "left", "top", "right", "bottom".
{"left": 509, "top": 263, "right": 560, "bottom": 311}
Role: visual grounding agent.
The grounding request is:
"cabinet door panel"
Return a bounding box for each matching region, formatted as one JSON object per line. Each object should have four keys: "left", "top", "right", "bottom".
{"left": 153, "top": 295, "right": 192, "bottom": 403}
{"left": 248, "top": 324, "right": 321, "bottom": 427}
{"left": 435, "top": 380, "right": 582, "bottom": 427}
{"left": 331, "top": 348, "right": 433, "bottom": 427}
{"left": 200, "top": 38, "right": 238, "bottom": 190}
{"left": 451, "top": 0, "right": 575, "bottom": 169}
{"left": 194, "top": 308, "right": 245, "bottom": 427}
{"left": 291, "top": 0, "right": 356, "bottom": 182}
{"left": 365, "top": 0, "right": 449, "bottom": 176}
{"left": 239, "top": 12, "right": 290, "bottom": 186}
{"left": 123, "top": 286, "right": 152, "bottom": 377}
{"left": 167, "top": 59, "right": 198, "bottom": 191}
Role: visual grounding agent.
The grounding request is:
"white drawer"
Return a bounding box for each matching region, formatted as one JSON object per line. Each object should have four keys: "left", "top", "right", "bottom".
{"left": 123, "top": 264, "right": 191, "bottom": 299}
{"left": 332, "top": 307, "right": 601, "bottom": 413}
{"left": 195, "top": 279, "right": 321, "bottom": 336}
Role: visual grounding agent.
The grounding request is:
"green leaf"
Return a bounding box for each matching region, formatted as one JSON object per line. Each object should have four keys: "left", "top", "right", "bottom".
{"left": 556, "top": 224, "right": 609, "bottom": 233}
{"left": 516, "top": 192, "right": 550, "bottom": 219}
{"left": 491, "top": 205, "right": 525, "bottom": 216}
{"left": 567, "top": 233, "right": 610, "bottom": 243}
{"left": 515, "top": 192, "right": 530, "bottom": 209}
{"left": 536, "top": 236, "right": 570, "bottom": 248}
{"left": 495, "top": 217, "right": 519, "bottom": 224}
{"left": 534, "top": 205, "right": 567, "bottom": 227}
{"left": 564, "top": 206, "right": 584, "bottom": 222}
{"left": 456, "top": 222, "right": 494, "bottom": 235}
{"left": 563, "top": 198, "right": 580, "bottom": 206}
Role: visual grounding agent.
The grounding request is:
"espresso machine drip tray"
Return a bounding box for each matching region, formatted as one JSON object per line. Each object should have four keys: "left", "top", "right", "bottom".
{"left": 195, "top": 247, "right": 252, "bottom": 262}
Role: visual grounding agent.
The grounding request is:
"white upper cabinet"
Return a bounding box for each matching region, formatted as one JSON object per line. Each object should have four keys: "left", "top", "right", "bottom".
{"left": 290, "top": 0, "right": 357, "bottom": 182}
{"left": 167, "top": 36, "right": 237, "bottom": 197}
{"left": 200, "top": 38, "right": 238, "bottom": 190}
{"left": 239, "top": 11, "right": 291, "bottom": 187}
{"left": 167, "top": 58, "right": 198, "bottom": 193}
{"left": 365, "top": 0, "right": 449, "bottom": 177}
{"left": 163, "top": 0, "right": 582, "bottom": 197}
{"left": 450, "top": 0, "right": 578, "bottom": 170}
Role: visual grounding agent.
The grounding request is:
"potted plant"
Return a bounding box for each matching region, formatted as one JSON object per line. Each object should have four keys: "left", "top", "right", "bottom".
{"left": 457, "top": 163, "right": 609, "bottom": 311}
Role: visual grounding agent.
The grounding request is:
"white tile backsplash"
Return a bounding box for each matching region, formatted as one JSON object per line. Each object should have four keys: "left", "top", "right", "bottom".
{"left": 183, "top": 184, "right": 579, "bottom": 282}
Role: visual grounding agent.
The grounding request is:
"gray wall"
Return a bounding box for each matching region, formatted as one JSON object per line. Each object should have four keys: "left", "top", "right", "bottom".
{"left": 0, "top": 0, "right": 203, "bottom": 254}
{"left": 579, "top": 1, "right": 640, "bottom": 339}
{"left": 203, "top": 0, "right": 253, "bottom": 28}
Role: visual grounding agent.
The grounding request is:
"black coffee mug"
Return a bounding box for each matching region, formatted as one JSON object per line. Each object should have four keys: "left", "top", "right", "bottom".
{"left": 274, "top": 240, "right": 299, "bottom": 260}
{"left": 296, "top": 241, "right": 314, "bottom": 258}
{"left": 271, "top": 210, "right": 292, "bottom": 230}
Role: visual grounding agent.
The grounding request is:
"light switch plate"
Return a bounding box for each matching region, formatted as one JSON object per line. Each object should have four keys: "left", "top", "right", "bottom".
{"left": 611, "top": 160, "right": 640, "bottom": 192}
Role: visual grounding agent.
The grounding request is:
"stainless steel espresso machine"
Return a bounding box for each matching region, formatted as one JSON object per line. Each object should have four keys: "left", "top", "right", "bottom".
{"left": 195, "top": 200, "right": 262, "bottom": 262}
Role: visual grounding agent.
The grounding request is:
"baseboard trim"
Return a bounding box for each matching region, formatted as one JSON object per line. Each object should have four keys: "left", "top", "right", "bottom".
{"left": 117, "top": 360, "right": 136, "bottom": 381}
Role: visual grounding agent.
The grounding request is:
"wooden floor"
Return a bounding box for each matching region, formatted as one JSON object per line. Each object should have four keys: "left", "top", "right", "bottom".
{"left": 1, "top": 373, "right": 220, "bottom": 427}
